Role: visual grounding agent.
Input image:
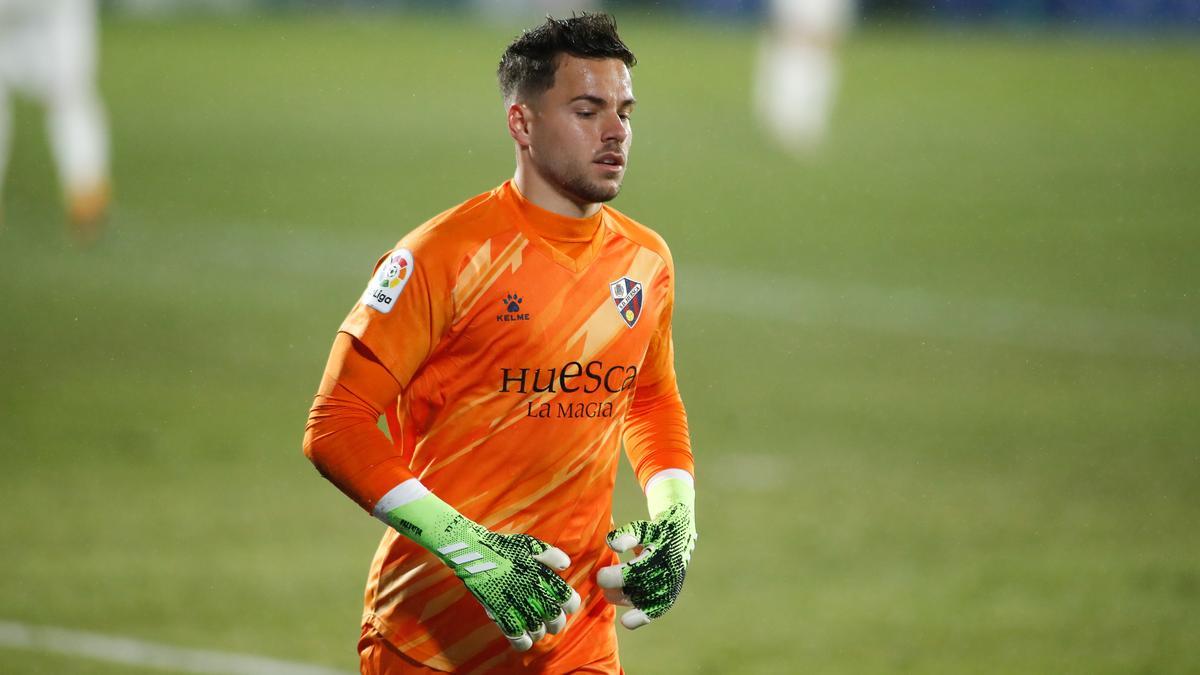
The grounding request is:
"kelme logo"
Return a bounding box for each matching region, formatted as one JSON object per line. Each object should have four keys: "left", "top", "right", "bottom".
{"left": 497, "top": 292, "right": 530, "bottom": 322}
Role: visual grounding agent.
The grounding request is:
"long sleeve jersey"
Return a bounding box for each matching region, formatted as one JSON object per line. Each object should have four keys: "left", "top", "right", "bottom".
{"left": 304, "top": 180, "right": 692, "bottom": 673}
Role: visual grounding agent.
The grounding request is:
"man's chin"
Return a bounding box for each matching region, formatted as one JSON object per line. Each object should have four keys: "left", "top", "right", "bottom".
{"left": 568, "top": 178, "right": 622, "bottom": 205}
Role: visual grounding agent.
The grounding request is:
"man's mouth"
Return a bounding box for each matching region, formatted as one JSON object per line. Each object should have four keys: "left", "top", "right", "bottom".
{"left": 594, "top": 153, "right": 625, "bottom": 168}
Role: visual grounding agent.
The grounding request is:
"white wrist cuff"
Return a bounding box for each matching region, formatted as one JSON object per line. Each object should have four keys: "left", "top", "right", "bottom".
{"left": 372, "top": 478, "right": 430, "bottom": 519}
{"left": 644, "top": 468, "right": 694, "bottom": 494}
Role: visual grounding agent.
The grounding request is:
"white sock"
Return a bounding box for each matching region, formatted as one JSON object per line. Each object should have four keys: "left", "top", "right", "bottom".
{"left": 756, "top": 40, "right": 838, "bottom": 152}
{"left": 46, "top": 85, "right": 109, "bottom": 196}
{"left": 41, "top": 0, "right": 109, "bottom": 198}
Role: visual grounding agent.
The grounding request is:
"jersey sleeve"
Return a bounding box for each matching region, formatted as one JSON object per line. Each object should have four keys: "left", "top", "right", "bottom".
{"left": 338, "top": 239, "right": 455, "bottom": 388}
{"left": 622, "top": 262, "right": 694, "bottom": 489}
{"left": 303, "top": 236, "right": 456, "bottom": 513}
{"left": 303, "top": 333, "right": 414, "bottom": 512}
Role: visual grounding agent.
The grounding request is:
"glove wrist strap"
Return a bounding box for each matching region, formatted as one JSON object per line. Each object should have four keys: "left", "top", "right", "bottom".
{"left": 645, "top": 469, "right": 696, "bottom": 525}
{"left": 372, "top": 478, "right": 475, "bottom": 559}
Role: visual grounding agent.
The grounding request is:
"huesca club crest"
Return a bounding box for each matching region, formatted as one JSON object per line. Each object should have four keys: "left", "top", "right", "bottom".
{"left": 609, "top": 277, "right": 644, "bottom": 329}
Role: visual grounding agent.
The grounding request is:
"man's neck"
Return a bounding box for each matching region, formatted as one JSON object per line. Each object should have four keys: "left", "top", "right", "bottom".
{"left": 513, "top": 164, "right": 602, "bottom": 220}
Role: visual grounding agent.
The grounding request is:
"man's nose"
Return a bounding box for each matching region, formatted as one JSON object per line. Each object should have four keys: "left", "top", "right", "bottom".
{"left": 601, "top": 111, "right": 628, "bottom": 144}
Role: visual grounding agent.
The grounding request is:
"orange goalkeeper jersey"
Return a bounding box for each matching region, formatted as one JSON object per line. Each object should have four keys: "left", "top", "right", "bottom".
{"left": 307, "top": 180, "right": 692, "bottom": 673}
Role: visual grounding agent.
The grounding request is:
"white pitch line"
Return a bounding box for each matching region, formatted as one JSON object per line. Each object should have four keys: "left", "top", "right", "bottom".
{"left": 678, "top": 267, "right": 1199, "bottom": 360}
{"left": 0, "top": 621, "right": 352, "bottom": 675}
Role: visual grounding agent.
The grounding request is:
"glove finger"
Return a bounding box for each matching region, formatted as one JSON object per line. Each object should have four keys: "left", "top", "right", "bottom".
{"left": 496, "top": 595, "right": 542, "bottom": 640}
{"left": 528, "top": 622, "right": 546, "bottom": 645}
{"left": 596, "top": 563, "right": 626, "bottom": 590}
{"left": 506, "top": 632, "right": 534, "bottom": 652}
{"left": 620, "top": 609, "right": 652, "bottom": 631}
{"left": 602, "top": 585, "right": 633, "bottom": 607}
{"left": 532, "top": 546, "right": 571, "bottom": 571}
{"left": 536, "top": 568, "right": 576, "bottom": 608}
{"left": 524, "top": 593, "right": 559, "bottom": 630}
{"left": 628, "top": 544, "right": 656, "bottom": 565}
{"left": 606, "top": 520, "right": 650, "bottom": 552}
{"left": 517, "top": 534, "right": 550, "bottom": 555}
{"left": 561, "top": 589, "right": 582, "bottom": 615}
{"left": 546, "top": 609, "right": 568, "bottom": 635}
{"left": 607, "top": 532, "right": 641, "bottom": 553}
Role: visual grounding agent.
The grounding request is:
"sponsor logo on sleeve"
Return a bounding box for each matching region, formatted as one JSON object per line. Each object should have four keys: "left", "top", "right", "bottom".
{"left": 609, "top": 276, "right": 644, "bottom": 328}
{"left": 363, "top": 248, "right": 413, "bottom": 314}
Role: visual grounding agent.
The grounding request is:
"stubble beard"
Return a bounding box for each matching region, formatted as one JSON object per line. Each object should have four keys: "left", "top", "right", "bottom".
{"left": 542, "top": 155, "right": 623, "bottom": 206}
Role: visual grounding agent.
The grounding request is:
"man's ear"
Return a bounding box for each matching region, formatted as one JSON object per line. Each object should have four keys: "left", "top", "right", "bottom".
{"left": 507, "top": 102, "right": 533, "bottom": 147}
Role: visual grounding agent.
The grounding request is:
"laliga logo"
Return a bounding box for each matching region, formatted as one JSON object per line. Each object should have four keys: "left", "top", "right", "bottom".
{"left": 363, "top": 248, "right": 414, "bottom": 314}
{"left": 379, "top": 254, "right": 410, "bottom": 289}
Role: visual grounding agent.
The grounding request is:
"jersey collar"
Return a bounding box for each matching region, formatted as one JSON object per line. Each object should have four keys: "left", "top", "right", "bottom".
{"left": 502, "top": 180, "right": 608, "bottom": 273}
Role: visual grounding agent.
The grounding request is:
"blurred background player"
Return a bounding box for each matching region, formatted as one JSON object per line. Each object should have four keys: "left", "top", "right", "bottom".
{"left": 0, "top": 0, "right": 110, "bottom": 242}
{"left": 756, "top": 0, "right": 855, "bottom": 153}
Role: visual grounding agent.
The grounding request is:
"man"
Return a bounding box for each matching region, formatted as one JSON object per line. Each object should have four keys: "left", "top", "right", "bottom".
{"left": 0, "top": 0, "right": 110, "bottom": 241}
{"left": 303, "top": 14, "right": 697, "bottom": 674}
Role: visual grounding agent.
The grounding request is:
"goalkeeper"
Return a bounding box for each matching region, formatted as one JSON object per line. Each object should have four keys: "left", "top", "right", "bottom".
{"left": 302, "top": 13, "right": 696, "bottom": 674}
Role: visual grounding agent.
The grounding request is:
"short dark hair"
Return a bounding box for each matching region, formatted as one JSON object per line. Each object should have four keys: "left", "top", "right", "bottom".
{"left": 497, "top": 13, "right": 637, "bottom": 104}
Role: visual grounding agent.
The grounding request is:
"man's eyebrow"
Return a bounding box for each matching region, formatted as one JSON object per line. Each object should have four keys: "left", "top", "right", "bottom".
{"left": 569, "top": 95, "right": 638, "bottom": 107}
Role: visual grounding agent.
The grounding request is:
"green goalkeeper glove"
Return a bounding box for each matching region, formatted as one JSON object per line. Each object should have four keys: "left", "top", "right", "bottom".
{"left": 373, "top": 479, "right": 581, "bottom": 651}
{"left": 597, "top": 469, "right": 697, "bottom": 629}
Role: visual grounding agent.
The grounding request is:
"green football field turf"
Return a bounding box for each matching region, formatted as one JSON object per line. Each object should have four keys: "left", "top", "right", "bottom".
{"left": 1, "top": 13, "right": 1197, "bottom": 674}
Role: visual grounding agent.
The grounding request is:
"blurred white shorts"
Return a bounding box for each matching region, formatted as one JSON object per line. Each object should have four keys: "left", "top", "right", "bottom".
{"left": 0, "top": 0, "right": 96, "bottom": 100}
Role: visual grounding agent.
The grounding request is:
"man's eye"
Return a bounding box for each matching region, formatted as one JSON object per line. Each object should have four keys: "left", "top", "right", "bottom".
{"left": 576, "top": 111, "right": 596, "bottom": 118}
{"left": 619, "top": 113, "right": 631, "bottom": 121}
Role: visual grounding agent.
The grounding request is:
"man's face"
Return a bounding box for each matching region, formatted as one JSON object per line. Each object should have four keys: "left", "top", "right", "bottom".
{"left": 525, "top": 55, "right": 635, "bottom": 206}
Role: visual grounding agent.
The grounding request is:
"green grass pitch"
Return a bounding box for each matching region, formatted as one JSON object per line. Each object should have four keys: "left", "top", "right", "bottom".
{"left": 1, "top": 13, "right": 1197, "bottom": 674}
